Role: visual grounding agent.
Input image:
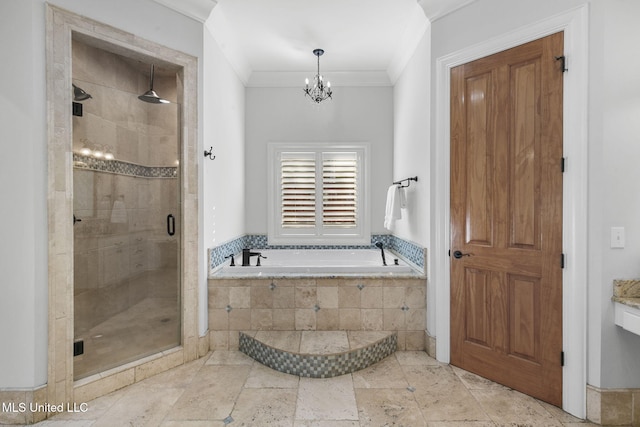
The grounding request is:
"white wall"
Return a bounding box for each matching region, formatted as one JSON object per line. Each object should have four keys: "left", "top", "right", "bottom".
{"left": 393, "top": 25, "right": 432, "bottom": 331}
{"left": 393, "top": 28, "right": 431, "bottom": 248}
{"left": 0, "top": 0, "right": 48, "bottom": 388}
{"left": 0, "top": 0, "right": 205, "bottom": 388}
{"left": 202, "top": 18, "right": 246, "bottom": 332}
{"left": 244, "top": 87, "right": 394, "bottom": 237}
{"left": 590, "top": 0, "right": 640, "bottom": 389}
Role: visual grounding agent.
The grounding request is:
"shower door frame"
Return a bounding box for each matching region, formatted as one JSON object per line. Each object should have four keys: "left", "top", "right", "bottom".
{"left": 46, "top": 5, "right": 201, "bottom": 406}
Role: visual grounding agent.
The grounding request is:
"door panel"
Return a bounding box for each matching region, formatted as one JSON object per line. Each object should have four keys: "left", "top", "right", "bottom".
{"left": 450, "top": 32, "right": 564, "bottom": 406}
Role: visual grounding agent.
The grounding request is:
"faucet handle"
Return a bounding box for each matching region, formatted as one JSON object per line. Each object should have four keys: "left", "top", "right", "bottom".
{"left": 256, "top": 254, "right": 267, "bottom": 266}
{"left": 225, "top": 254, "right": 235, "bottom": 266}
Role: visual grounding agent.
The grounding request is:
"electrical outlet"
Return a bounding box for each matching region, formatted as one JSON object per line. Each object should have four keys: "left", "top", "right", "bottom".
{"left": 611, "top": 227, "right": 625, "bottom": 249}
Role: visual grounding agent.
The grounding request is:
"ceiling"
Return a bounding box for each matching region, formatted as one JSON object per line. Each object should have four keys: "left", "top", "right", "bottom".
{"left": 152, "top": 0, "right": 476, "bottom": 86}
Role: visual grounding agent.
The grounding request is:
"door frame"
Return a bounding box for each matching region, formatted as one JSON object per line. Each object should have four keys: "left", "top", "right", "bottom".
{"left": 432, "top": 5, "right": 588, "bottom": 418}
{"left": 46, "top": 5, "right": 200, "bottom": 405}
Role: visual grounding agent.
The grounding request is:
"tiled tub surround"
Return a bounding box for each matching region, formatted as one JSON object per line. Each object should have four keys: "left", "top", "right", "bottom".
{"left": 209, "top": 234, "right": 426, "bottom": 274}
{"left": 208, "top": 276, "right": 427, "bottom": 351}
{"left": 239, "top": 331, "right": 397, "bottom": 378}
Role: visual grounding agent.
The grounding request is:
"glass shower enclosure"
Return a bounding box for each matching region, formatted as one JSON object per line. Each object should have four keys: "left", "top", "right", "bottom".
{"left": 71, "top": 38, "right": 181, "bottom": 380}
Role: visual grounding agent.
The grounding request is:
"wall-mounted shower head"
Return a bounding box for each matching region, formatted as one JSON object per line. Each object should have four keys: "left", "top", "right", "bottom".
{"left": 72, "top": 84, "right": 92, "bottom": 101}
{"left": 138, "top": 64, "right": 169, "bottom": 104}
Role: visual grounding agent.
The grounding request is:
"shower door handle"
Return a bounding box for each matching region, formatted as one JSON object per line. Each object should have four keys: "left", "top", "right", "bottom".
{"left": 167, "top": 214, "right": 175, "bottom": 236}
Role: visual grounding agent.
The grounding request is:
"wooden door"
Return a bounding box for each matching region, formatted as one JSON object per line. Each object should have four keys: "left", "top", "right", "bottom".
{"left": 450, "top": 32, "right": 564, "bottom": 406}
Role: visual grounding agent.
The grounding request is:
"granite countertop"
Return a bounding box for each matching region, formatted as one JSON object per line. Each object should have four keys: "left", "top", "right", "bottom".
{"left": 612, "top": 279, "right": 640, "bottom": 309}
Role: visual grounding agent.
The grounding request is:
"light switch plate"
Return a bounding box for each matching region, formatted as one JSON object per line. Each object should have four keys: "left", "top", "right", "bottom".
{"left": 611, "top": 227, "right": 625, "bottom": 248}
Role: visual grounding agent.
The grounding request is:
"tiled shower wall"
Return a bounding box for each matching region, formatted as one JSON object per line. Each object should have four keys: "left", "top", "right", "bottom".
{"left": 72, "top": 42, "right": 179, "bottom": 345}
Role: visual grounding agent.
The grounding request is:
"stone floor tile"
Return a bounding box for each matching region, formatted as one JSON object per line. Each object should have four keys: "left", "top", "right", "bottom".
{"left": 90, "top": 384, "right": 183, "bottom": 427}
{"left": 133, "top": 356, "right": 206, "bottom": 389}
{"left": 245, "top": 361, "right": 300, "bottom": 389}
{"left": 30, "top": 421, "right": 96, "bottom": 427}
{"left": 293, "top": 421, "right": 360, "bottom": 427}
{"left": 352, "top": 356, "right": 409, "bottom": 389}
{"left": 402, "top": 364, "right": 464, "bottom": 390}
{"left": 166, "top": 365, "right": 250, "bottom": 421}
{"left": 36, "top": 351, "right": 589, "bottom": 427}
{"left": 470, "top": 388, "right": 563, "bottom": 426}
{"left": 425, "top": 422, "right": 497, "bottom": 426}
{"left": 295, "top": 375, "right": 358, "bottom": 421}
{"left": 205, "top": 350, "right": 255, "bottom": 366}
{"left": 356, "top": 388, "right": 427, "bottom": 426}
{"left": 451, "top": 366, "right": 510, "bottom": 391}
{"left": 230, "top": 388, "right": 297, "bottom": 426}
{"left": 414, "top": 385, "right": 492, "bottom": 422}
{"left": 537, "top": 399, "right": 584, "bottom": 423}
{"left": 160, "top": 421, "right": 226, "bottom": 427}
{"left": 395, "top": 350, "right": 441, "bottom": 366}
{"left": 44, "top": 388, "right": 122, "bottom": 421}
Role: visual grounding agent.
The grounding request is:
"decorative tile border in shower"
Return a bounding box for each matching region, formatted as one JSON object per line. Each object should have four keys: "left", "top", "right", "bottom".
{"left": 239, "top": 331, "right": 397, "bottom": 378}
{"left": 208, "top": 234, "right": 425, "bottom": 273}
{"left": 73, "top": 153, "right": 177, "bottom": 178}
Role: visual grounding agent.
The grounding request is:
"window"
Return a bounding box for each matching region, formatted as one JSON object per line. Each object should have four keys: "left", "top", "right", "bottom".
{"left": 268, "top": 143, "right": 370, "bottom": 245}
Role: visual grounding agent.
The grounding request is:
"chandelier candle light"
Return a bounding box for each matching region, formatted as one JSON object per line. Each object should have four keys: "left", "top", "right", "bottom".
{"left": 304, "top": 48, "right": 332, "bottom": 103}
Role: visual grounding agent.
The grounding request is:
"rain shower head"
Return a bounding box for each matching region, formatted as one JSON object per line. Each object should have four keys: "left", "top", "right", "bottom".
{"left": 72, "top": 84, "right": 92, "bottom": 101}
{"left": 138, "top": 64, "right": 169, "bottom": 104}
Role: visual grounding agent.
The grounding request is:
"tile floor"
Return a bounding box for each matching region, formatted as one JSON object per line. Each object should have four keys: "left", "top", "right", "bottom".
{"left": 25, "top": 351, "right": 595, "bottom": 427}
{"left": 74, "top": 297, "right": 179, "bottom": 379}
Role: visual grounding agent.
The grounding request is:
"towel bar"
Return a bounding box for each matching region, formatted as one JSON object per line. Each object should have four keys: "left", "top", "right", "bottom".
{"left": 393, "top": 176, "right": 418, "bottom": 188}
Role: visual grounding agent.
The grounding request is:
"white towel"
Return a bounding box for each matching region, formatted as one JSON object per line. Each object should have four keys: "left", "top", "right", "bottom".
{"left": 110, "top": 199, "right": 128, "bottom": 223}
{"left": 398, "top": 186, "right": 407, "bottom": 209}
{"left": 384, "top": 185, "right": 403, "bottom": 230}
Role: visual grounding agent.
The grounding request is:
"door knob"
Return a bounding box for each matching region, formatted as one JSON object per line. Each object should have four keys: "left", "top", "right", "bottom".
{"left": 453, "top": 250, "right": 471, "bottom": 259}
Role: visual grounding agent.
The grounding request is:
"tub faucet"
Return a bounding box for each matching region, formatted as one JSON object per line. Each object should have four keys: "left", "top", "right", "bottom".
{"left": 242, "top": 248, "right": 262, "bottom": 266}
{"left": 225, "top": 254, "right": 235, "bottom": 266}
{"left": 375, "top": 242, "right": 387, "bottom": 266}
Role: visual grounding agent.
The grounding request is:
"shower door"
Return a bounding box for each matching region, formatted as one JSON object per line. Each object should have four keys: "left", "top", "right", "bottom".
{"left": 71, "top": 41, "right": 181, "bottom": 380}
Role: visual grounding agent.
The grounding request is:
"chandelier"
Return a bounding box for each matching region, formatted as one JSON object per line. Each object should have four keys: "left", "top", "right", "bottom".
{"left": 304, "top": 49, "right": 332, "bottom": 103}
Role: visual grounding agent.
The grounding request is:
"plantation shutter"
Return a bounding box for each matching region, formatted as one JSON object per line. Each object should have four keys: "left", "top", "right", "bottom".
{"left": 280, "top": 153, "right": 316, "bottom": 228}
{"left": 322, "top": 152, "right": 357, "bottom": 227}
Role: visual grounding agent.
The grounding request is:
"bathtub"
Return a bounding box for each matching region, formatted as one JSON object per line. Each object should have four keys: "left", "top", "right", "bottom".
{"left": 211, "top": 249, "right": 416, "bottom": 277}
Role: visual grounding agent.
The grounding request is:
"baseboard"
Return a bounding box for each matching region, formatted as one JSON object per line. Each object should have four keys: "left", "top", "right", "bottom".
{"left": 586, "top": 384, "right": 640, "bottom": 425}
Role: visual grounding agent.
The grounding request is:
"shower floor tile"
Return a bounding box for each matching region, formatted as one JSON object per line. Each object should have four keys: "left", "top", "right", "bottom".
{"left": 39, "top": 351, "right": 593, "bottom": 427}
{"left": 74, "top": 296, "right": 179, "bottom": 379}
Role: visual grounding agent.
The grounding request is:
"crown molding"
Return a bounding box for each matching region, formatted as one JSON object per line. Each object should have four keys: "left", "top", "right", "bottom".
{"left": 151, "top": 0, "right": 217, "bottom": 23}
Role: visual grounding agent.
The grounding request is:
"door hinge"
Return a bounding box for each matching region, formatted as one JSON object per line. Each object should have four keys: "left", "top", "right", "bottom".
{"left": 561, "top": 351, "right": 565, "bottom": 367}
{"left": 561, "top": 253, "right": 566, "bottom": 269}
{"left": 561, "top": 157, "right": 566, "bottom": 173}
{"left": 555, "top": 55, "right": 568, "bottom": 72}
